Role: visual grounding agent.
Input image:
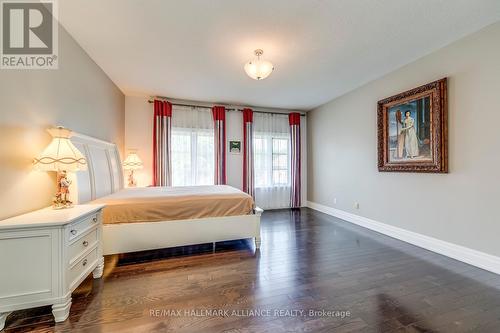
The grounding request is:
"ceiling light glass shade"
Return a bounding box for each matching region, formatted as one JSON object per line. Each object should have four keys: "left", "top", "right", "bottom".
{"left": 33, "top": 127, "right": 87, "bottom": 172}
{"left": 123, "top": 152, "right": 144, "bottom": 170}
{"left": 244, "top": 49, "right": 274, "bottom": 80}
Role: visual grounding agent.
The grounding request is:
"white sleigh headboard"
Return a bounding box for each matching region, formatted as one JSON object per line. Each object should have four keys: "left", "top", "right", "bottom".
{"left": 70, "top": 132, "right": 124, "bottom": 204}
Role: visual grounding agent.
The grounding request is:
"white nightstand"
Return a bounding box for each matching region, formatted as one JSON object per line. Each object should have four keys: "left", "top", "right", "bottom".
{"left": 0, "top": 204, "right": 105, "bottom": 330}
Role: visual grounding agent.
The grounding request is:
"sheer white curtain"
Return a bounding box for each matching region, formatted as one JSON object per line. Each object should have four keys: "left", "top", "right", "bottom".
{"left": 253, "top": 112, "right": 290, "bottom": 209}
{"left": 171, "top": 106, "right": 214, "bottom": 186}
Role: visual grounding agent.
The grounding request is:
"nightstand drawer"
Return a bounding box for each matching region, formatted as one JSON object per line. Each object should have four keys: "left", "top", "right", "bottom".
{"left": 68, "top": 213, "right": 99, "bottom": 241}
{"left": 69, "top": 247, "right": 97, "bottom": 288}
{"left": 69, "top": 229, "right": 98, "bottom": 264}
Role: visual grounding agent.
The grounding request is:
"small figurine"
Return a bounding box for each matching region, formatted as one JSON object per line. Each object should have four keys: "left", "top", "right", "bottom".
{"left": 128, "top": 171, "right": 137, "bottom": 187}
{"left": 54, "top": 171, "right": 72, "bottom": 208}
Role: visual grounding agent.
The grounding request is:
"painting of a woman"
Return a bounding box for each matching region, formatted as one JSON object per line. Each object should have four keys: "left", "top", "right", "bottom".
{"left": 401, "top": 111, "right": 419, "bottom": 158}
{"left": 377, "top": 78, "right": 448, "bottom": 173}
{"left": 386, "top": 99, "right": 431, "bottom": 163}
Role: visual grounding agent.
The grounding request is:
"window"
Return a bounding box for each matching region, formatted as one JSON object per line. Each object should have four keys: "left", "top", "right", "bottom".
{"left": 254, "top": 133, "right": 289, "bottom": 188}
{"left": 172, "top": 128, "right": 214, "bottom": 186}
{"left": 170, "top": 106, "right": 214, "bottom": 186}
{"left": 272, "top": 138, "right": 289, "bottom": 185}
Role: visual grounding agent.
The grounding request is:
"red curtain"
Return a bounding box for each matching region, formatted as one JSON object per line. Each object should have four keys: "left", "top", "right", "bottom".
{"left": 289, "top": 113, "right": 301, "bottom": 208}
{"left": 243, "top": 108, "right": 254, "bottom": 198}
{"left": 212, "top": 106, "right": 226, "bottom": 185}
{"left": 152, "top": 100, "right": 172, "bottom": 186}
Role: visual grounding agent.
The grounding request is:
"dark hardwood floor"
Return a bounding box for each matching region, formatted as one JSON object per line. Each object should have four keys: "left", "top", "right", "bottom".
{"left": 4, "top": 208, "right": 500, "bottom": 332}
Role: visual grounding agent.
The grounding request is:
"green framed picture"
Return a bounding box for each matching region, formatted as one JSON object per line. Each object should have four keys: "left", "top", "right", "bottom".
{"left": 229, "top": 140, "right": 241, "bottom": 154}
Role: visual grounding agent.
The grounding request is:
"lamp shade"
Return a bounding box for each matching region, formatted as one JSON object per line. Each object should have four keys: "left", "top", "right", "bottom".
{"left": 244, "top": 59, "right": 274, "bottom": 80}
{"left": 123, "top": 151, "right": 143, "bottom": 170}
{"left": 244, "top": 49, "right": 274, "bottom": 80}
{"left": 33, "top": 127, "right": 87, "bottom": 172}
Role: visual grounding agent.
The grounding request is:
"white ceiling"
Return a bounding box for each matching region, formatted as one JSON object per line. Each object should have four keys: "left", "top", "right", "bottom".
{"left": 59, "top": 0, "right": 500, "bottom": 111}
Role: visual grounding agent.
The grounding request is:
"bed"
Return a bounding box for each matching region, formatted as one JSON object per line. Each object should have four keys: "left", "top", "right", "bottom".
{"left": 70, "top": 132, "right": 262, "bottom": 255}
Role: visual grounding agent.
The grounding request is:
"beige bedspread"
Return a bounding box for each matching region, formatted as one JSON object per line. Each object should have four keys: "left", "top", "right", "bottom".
{"left": 92, "top": 185, "right": 254, "bottom": 224}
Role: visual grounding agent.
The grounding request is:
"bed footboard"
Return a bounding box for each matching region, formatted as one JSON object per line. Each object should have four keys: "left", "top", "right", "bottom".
{"left": 103, "top": 209, "right": 262, "bottom": 255}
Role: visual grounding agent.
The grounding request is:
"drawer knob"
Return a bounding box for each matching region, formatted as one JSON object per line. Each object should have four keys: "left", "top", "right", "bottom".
{"left": 83, "top": 240, "right": 89, "bottom": 247}
{"left": 92, "top": 217, "right": 98, "bottom": 223}
{"left": 82, "top": 259, "right": 88, "bottom": 267}
{"left": 70, "top": 229, "right": 77, "bottom": 235}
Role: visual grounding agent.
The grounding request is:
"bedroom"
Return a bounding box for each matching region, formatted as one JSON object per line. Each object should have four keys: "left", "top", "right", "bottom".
{"left": 1, "top": 0, "right": 500, "bottom": 332}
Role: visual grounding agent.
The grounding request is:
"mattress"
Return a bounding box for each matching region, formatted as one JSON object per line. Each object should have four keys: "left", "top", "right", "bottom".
{"left": 92, "top": 185, "right": 254, "bottom": 224}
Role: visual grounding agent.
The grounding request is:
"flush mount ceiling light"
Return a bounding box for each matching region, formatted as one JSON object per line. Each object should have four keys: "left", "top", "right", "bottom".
{"left": 244, "top": 49, "right": 274, "bottom": 80}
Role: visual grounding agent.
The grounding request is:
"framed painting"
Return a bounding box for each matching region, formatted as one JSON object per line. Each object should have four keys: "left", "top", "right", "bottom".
{"left": 377, "top": 78, "right": 448, "bottom": 173}
{"left": 229, "top": 140, "right": 241, "bottom": 154}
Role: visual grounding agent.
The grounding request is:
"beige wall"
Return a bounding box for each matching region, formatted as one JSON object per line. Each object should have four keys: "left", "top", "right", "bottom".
{"left": 0, "top": 26, "right": 124, "bottom": 220}
{"left": 124, "top": 96, "right": 152, "bottom": 187}
{"left": 308, "top": 22, "right": 500, "bottom": 256}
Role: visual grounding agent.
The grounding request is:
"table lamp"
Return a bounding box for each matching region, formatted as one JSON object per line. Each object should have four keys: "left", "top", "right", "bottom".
{"left": 33, "top": 126, "right": 87, "bottom": 209}
{"left": 123, "top": 150, "right": 143, "bottom": 187}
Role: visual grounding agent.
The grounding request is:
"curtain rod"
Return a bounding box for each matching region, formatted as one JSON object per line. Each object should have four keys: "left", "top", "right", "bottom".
{"left": 147, "top": 99, "right": 306, "bottom": 117}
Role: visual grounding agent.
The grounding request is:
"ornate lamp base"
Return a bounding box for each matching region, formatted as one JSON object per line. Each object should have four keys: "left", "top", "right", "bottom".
{"left": 127, "top": 170, "right": 137, "bottom": 187}
{"left": 53, "top": 170, "right": 73, "bottom": 209}
{"left": 52, "top": 201, "right": 74, "bottom": 210}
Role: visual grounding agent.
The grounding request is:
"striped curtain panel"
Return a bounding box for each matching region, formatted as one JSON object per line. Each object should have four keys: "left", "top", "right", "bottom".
{"left": 242, "top": 108, "right": 255, "bottom": 198}
{"left": 152, "top": 100, "right": 172, "bottom": 186}
{"left": 289, "top": 113, "right": 301, "bottom": 208}
{"left": 212, "top": 106, "right": 226, "bottom": 185}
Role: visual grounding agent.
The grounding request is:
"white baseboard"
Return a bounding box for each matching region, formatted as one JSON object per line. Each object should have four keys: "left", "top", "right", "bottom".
{"left": 307, "top": 201, "right": 500, "bottom": 275}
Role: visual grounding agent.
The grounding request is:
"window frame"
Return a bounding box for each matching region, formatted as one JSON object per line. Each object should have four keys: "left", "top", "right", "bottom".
{"left": 271, "top": 137, "right": 289, "bottom": 186}
{"left": 254, "top": 132, "right": 290, "bottom": 189}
